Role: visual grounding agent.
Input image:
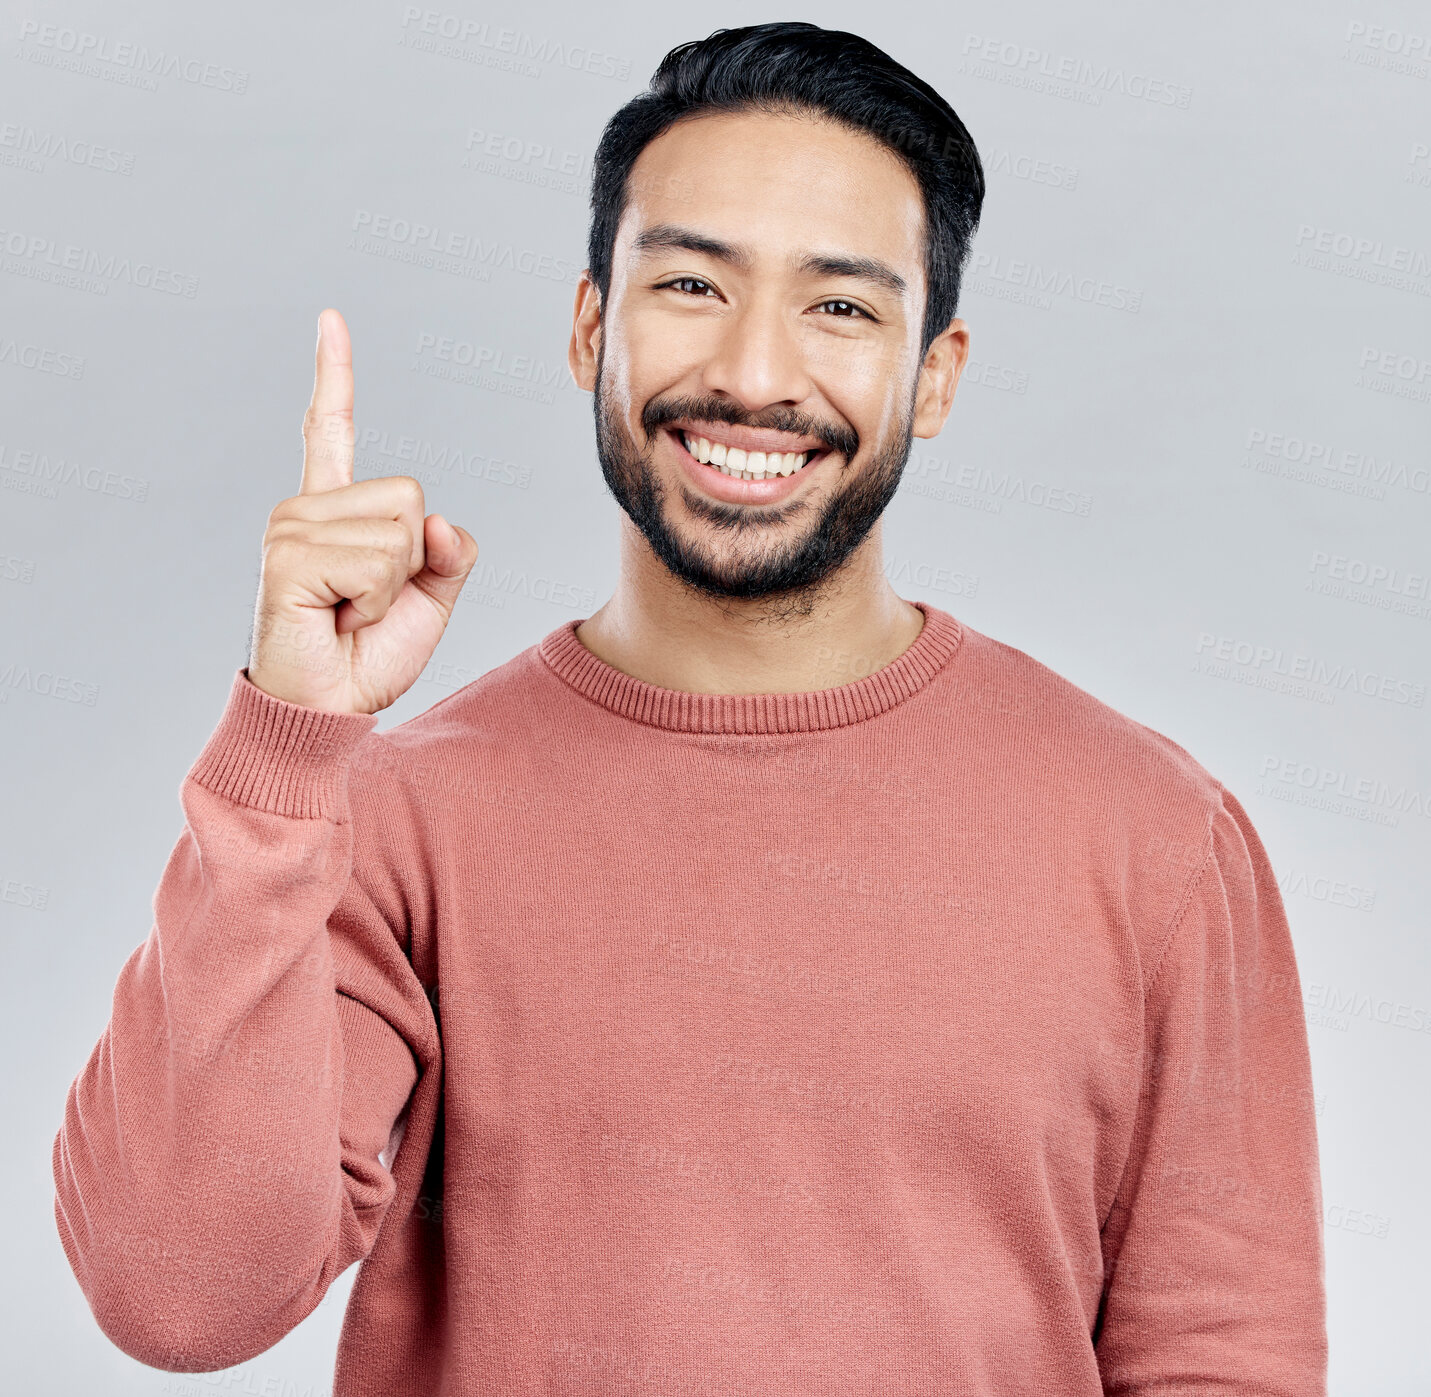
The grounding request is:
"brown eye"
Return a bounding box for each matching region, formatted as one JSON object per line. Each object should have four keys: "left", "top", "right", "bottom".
{"left": 814, "top": 299, "right": 869, "bottom": 319}
{"left": 662, "top": 277, "right": 716, "bottom": 296}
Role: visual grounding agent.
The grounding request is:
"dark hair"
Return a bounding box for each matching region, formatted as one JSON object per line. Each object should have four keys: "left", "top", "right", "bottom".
{"left": 586, "top": 21, "right": 984, "bottom": 357}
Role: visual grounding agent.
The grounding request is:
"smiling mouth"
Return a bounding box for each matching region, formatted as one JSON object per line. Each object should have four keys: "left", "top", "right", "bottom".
{"left": 676, "top": 429, "right": 825, "bottom": 481}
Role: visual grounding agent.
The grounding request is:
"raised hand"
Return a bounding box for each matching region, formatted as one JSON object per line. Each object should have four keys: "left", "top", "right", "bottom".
{"left": 247, "top": 309, "right": 479, "bottom": 714}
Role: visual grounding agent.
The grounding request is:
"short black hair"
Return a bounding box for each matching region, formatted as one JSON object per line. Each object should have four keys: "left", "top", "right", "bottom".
{"left": 586, "top": 21, "right": 984, "bottom": 357}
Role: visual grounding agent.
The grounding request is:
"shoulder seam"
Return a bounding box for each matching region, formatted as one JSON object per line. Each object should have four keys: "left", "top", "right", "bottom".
{"left": 1144, "top": 798, "right": 1221, "bottom": 996}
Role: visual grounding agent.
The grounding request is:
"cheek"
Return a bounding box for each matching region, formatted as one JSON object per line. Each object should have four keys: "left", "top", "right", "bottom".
{"left": 612, "top": 305, "right": 709, "bottom": 405}
{"left": 806, "top": 324, "right": 910, "bottom": 394}
{"left": 594, "top": 322, "right": 640, "bottom": 420}
{"left": 813, "top": 343, "right": 917, "bottom": 443}
{"left": 632, "top": 310, "right": 710, "bottom": 383}
{"left": 866, "top": 346, "right": 922, "bottom": 435}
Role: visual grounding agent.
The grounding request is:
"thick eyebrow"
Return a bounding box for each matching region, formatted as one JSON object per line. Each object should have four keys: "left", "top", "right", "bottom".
{"left": 796, "top": 253, "right": 907, "bottom": 300}
{"left": 630, "top": 224, "right": 750, "bottom": 269}
{"left": 630, "top": 224, "right": 907, "bottom": 300}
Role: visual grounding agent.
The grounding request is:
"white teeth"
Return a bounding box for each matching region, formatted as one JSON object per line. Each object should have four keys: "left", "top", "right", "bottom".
{"left": 682, "top": 432, "right": 813, "bottom": 481}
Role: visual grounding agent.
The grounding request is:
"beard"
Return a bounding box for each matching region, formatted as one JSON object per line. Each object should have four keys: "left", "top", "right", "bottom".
{"left": 592, "top": 348, "right": 917, "bottom": 618}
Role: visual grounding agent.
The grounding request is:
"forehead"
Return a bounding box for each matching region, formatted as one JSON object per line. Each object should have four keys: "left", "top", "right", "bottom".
{"left": 617, "top": 108, "right": 926, "bottom": 283}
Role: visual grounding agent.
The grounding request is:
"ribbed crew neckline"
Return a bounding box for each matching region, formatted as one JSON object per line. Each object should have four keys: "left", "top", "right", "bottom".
{"left": 536, "top": 599, "right": 962, "bottom": 734}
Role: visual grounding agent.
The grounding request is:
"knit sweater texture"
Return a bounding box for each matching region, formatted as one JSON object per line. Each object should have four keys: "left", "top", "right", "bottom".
{"left": 53, "top": 600, "right": 1328, "bottom": 1394}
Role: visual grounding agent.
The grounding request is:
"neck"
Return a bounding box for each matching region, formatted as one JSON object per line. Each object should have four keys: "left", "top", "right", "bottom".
{"left": 574, "top": 521, "right": 925, "bottom": 695}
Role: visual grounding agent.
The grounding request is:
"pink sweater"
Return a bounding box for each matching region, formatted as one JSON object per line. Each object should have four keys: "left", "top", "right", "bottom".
{"left": 53, "top": 600, "right": 1327, "bottom": 1394}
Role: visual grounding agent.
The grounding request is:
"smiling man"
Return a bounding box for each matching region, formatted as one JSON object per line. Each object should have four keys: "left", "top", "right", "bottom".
{"left": 570, "top": 52, "right": 972, "bottom": 672}
{"left": 54, "top": 21, "right": 1326, "bottom": 1397}
{"left": 573, "top": 102, "right": 946, "bottom": 636}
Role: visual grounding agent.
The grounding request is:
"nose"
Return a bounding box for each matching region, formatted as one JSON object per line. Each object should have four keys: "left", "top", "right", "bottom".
{"left": 698, "top": 294, "right": 814, "bottom": 414}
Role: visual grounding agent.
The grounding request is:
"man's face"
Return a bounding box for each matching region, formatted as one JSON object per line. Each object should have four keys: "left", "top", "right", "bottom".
{"left": 569, "top": 108, "right": 966, "bottom": 611}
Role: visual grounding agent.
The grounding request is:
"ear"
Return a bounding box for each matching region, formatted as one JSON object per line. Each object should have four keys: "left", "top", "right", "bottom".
{"left": 568, "top": 272, "right": 603, "bottom": 392}
{"left": 911, "top": 317, "right": 970, "bottom": 439}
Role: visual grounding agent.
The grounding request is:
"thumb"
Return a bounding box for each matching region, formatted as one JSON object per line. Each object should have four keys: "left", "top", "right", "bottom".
{"left": 412, "top": 514, "right": 478, "bottom": 611}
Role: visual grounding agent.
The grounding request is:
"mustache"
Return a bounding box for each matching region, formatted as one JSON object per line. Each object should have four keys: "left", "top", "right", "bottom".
{"left": 640, "top": 394, "right": 860, "bottom": 461}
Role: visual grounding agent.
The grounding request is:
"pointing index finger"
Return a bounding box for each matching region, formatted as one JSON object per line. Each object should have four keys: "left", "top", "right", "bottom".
{"left": 301, "top": 308, "right": 355, "bottom": 495}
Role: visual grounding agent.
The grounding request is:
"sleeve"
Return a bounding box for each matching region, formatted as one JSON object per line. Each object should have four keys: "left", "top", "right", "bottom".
{"left": 51, "top": 668, "right": 441, "bottom": 1373}
{"left": 1094, "top": 784, "right": 1328, "bottom": 1395}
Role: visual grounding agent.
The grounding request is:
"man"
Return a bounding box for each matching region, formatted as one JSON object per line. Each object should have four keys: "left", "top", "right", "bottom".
{"left": 53, "top": 21, "right": 1327, "bottom": 1395}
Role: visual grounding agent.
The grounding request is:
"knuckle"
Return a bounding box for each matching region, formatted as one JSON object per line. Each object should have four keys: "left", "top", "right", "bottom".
{"left": 374, "top": 518, "right": 412, "bottom": 555}
{"left": 267, "top": 495, "right": 304, "bottom": 527}
{"left": 302, "top": 406, "right": 351, "bottom": 442}
{"left": 365, "top": 550, "right": 402, "bottom": 586}
{"left": 261, "top": 534, "right": 301, "bottom": 571}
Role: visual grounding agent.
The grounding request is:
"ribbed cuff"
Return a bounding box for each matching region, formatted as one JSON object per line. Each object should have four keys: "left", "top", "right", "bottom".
{"left": 187, "top": 668, "right": 379, "bottom": 820}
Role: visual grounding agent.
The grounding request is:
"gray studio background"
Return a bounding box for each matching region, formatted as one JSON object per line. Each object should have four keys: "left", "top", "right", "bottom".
{"left": 3, "top": 0, "right": 1428, "bottom": 1391}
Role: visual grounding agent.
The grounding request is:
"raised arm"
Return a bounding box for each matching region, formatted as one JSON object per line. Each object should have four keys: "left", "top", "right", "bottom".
{"left": 52, "top": 675, "right": 441, "bottom": 1370}
{"left": 53, "top": 309, "right": 475, "bottom": 1370}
